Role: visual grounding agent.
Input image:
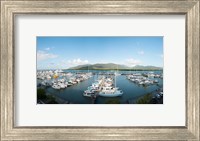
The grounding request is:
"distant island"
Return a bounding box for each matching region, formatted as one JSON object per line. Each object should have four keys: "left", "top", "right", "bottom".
{"left": 68, "top": 63, "right": 163, "bottom": 71}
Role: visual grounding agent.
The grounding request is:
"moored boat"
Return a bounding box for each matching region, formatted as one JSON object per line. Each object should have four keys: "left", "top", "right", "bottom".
{"left": 99, "top": 86, "right": 123, "bottom": 97}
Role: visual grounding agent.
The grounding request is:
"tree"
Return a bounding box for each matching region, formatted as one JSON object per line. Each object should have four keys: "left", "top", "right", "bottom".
{"left": 37, "top": 88, "right": 47, "bottom": 100}
{"left": 47, "top": 95, "right": 58, "bottom": 104}
{"left": 136, "top": 93, "right": 152, "bottom": 104}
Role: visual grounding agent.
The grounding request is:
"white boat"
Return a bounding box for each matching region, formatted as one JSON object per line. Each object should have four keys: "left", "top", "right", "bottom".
{"left": 154, "top": 80, "right": 159, "bottom": 83}
{"left": 67, "top": 81, "right": 73, "bottom": 86}
{"left": 52, "top": 85, "right": 60, "bottom": 89}
{"left": 41, "top": 81, "right": 47, "bottom": 86}
{"left": 83, "top": 93, "right": 92, "bottom": 97}
{"left": 139, "top": 81, "right": 144, "bottom": 85}
{"left": 99, "top": 86, "right": 123, "bottom": 97}
{"left": 55, "top": 69, "right": 64, "bottom": 73}
{"left": 46, "top": 75, "right": 51, "bottom": 79}
{"left": 65, "top": 82, "right": 68, "bottom": 87}
{"left": 59, "top": 83, "right": 66, "bottom": 88}
{"left": 144, "top": 80, "right": 151, "bottom": 84}
{"left": 83, "top": 90, "right": 95, "bottom": 97}
{"left": 99, "top": 72, "right": 123, "bottom": 97}
{"left": 76, "top": 79, "right": 81, "bottom": 83}
{"left": 83, "top": 76, "right": 101, "bottom": 97}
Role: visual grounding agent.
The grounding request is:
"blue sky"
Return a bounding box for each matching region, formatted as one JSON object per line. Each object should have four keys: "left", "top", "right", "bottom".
{"left": 37, "top": 37, "right": 163, "bottom": 70}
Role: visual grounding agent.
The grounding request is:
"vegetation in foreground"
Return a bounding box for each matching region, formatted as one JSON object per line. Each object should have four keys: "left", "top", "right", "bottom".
{"left": 105, "top": 98, "right": 121, "bottom": 104}
{"left": 136, "top": 92, "right": 163, "bottom": 104}
{"left": 136, "top": 93, "right": 152, "bottom": 104}
{"left": 37, "top": 88, "right": 58, "bottom": 104}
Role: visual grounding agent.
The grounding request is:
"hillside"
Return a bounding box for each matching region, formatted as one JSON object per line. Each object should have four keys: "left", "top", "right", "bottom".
{"left": 68, "top": 63, "right": 162, "bottom": 70}
{"left": 132, "top": 65, "right": 162, "bottom": 70}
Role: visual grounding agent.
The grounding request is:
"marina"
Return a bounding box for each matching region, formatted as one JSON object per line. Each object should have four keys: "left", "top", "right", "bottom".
{"left": 37, "top": 70, "right": 163, "bottom": 104}
{"left": 36, "top": 36, "right": 164, "bottom": 104}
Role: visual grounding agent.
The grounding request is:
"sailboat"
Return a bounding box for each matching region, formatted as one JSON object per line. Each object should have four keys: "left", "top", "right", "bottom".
{"left": 99, "top": 66, "right": 123, "bottom": 97}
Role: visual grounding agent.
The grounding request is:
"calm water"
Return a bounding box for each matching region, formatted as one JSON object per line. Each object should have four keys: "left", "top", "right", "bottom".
{"left": 38, "top": 70, "right": 163, "bottom": 104}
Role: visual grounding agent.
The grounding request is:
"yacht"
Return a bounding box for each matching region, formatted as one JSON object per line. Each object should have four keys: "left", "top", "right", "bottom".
{"left": 52, "top": 84, "right": 60, "bottom": 89}
{"left": 83, "top": 76, "right": 102, "bottom": 97}
{"left": 59, "top": 83, "right": 66, "bottom": 89}
{"left": 99, "top": 86, "right": 123, "bottom": 97}
{"left": 83, "top": 89, "right": 95, "bottom": 97}
{"left": 99, "top": 72, "right": 123, "bottom": 97}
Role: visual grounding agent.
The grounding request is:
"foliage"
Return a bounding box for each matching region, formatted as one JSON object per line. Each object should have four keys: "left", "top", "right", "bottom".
{"left": 37, "top": 88, "right": 47, "bottom": 100}
{"left": 105, "top": 98, "right": 120, "bottom": 104}
{"left": 37, "top": 88, "right": 58, "bottom": 104}
{"left": 136, "top": 93, "right": 152, "bottom": 104}
{"left": 47, "top": 95, "right": 58, "bottom": 104}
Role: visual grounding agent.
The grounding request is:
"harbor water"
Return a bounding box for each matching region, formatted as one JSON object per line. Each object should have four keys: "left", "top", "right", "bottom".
{"left": 37, "top": 70, "right": 163, "bottom": 104}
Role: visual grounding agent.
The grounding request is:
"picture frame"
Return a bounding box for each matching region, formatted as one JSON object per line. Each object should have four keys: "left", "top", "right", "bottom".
{"left": 0, "top": 0, "right": 199, "bottom": 140}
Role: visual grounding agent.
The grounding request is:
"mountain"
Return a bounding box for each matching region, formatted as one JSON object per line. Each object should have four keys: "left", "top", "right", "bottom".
{"left": 69, "top": 64, "right": 91, "bottom": 70}
{"left": 68, "top": 63, "right": 162, "bottom": 70}
{"left": 69, "top": 63, "right": 128, "bottom": 70}
{"left": 132, "top": 65, "right": 162, "bottom": 70}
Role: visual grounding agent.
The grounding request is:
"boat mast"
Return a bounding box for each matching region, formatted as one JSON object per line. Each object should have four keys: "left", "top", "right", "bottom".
{"left": 115, "top": 65, "right": 118, "bottom": 87}
{"left": 115, "top": 73, "right": 116, "bottom": 87}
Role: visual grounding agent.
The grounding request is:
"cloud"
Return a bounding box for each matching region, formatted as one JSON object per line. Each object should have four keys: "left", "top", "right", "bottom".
{"left": 37, "top": 50, "right": 58, "bottom": 61}
{"left": 137, "top": 50, "right": 144, "bottom": 55}
{"left": 160, "top": 54, "right": 163, "bottom": 58}
{"left": 45, "top": 47, "right": 50, "bottom": 51}
{"left": 67, "top": 58, "right": 89, "bottom": 66}
{"left": 125, "top": 58, "right": 142, "bottom": 66}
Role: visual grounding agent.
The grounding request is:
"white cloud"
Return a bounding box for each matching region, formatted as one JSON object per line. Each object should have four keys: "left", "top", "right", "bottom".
{"left": 68, "top": 58, "right": 89, "bottom": 66}
{"left": 45, "top": 47, "right": 50, "bottom": 51}
{"left": 125, "top": 58, "right": 142, "bottom": 66}
{"left": 37, "top": 50, "right": 58, "bottom": 61}
{"left": 137, "top": 50, "right": 144, "bottom": 55}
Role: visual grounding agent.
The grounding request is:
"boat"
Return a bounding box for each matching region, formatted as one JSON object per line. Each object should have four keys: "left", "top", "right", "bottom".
{"left": 83, "top": 82, "right": 100, "bottom": 97}
{"left": 52, "top": 84, "right": 60, "bottom": 89}
{"left": 99, "top": 86, "right": 123, "bottom": 97}
{"left": 41, "top": 80, "right": 47, "bottom": 86}
{"left": 59, "top": 83, "right": 66, "bottom": 88}
{"left": 83, "top": 75, "right": 102, "bottom": 97}
{"left": 64, "top": 82, "right": 68, "bottom": 87}
{"left": 99, "top": 70, "right": 123, "bottom": 97}
{"left": 154, "top": 80, "right": 159, "bottom": 83}
{"left": 83, "top": 89, "right": 95, "bottom": 97}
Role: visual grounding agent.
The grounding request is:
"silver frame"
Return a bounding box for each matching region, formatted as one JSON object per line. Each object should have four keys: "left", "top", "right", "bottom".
{"left": 1, "top": 0, "right": 199, "bottom": 140}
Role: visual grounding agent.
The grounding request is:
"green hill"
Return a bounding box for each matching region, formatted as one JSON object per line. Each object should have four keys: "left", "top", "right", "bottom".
{"left": 68, "top": 63, "right": 162, "bottom": 71}
{"left": 132, "top": 65, "right": 162, "bottom": 70}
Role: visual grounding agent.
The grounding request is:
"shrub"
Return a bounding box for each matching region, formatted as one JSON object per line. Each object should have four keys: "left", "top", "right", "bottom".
{"left": 37, "top": 88, "right": 47, "bottom": 100}
{"left": 47, "top": 95, "right": 58, "bottom": 104}
{"left": 136, "top": 93, "right": 152, "bottom": 104}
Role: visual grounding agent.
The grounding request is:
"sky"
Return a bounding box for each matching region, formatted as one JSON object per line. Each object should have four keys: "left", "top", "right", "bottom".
{"left": 37, "top": 37, "right": 163, "bottom": 70}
